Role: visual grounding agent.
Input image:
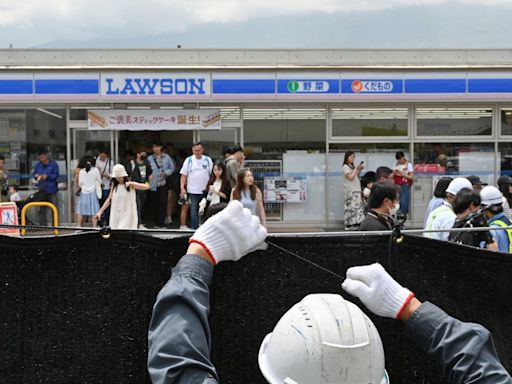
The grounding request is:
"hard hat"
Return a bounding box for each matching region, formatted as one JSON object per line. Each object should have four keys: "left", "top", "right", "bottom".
{"left": 445, "top": 177, "right": 472, "bottom": 196}
{"left": 480, "top": 185, "right": 504, "bottom": 206}
{"left": 258, "top": 294, "right": 388, "bottom": 384}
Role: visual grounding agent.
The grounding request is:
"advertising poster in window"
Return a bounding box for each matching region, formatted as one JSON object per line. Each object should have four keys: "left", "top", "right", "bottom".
{"left": 264, "top": 176, "right": 307, "bottom": 203}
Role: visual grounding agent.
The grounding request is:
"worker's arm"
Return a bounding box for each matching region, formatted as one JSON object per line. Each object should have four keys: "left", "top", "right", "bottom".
{"left": 342, "top": 263, "right": 512, "bottom": 384}
{"left": 148, "top": 201, "right": 267, "bottom": 384}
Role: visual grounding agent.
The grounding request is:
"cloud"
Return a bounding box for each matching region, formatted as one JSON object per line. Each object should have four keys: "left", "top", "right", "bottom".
{"left": 0, "top": 0, "right": 511, "bottom": 47}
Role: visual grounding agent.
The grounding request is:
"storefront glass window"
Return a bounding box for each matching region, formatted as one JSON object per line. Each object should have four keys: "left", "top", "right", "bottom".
{"left": 243, "top": 108, "right": 326, "bottom": 222}
{"left": 500, "top": 108, "right": 512, "bottom": 136}
{"left": 498, "top": 143, "right": 512, "bottom": 176}
{"left": 328, "top": 143, "right": 410, "bottom": 222}
{"left": 0, "top": 108, "right": 68, "bottom": 220}
{"left": 0, "top": 109, "right": 66, "bottom": 190}
{"left": 331, "top": 108, "right": 408, "bottom": 137}
{"left": 416, "top": 107, "right": 492, "bottom": 136}
{"left": 413, "top": 142, "right": 495, "bottom": 227}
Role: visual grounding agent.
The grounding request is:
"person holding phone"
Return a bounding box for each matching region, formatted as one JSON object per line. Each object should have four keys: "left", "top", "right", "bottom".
{"left": 342, "top": 151, "right": 365, "bottom": 230}
{"left": 393, "top": 151, "right": 414, "bottom": 215}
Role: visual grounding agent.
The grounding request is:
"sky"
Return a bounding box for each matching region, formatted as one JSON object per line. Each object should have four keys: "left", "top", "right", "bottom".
{"left": 0, "top": 0, "right": 511, "bottom": 49}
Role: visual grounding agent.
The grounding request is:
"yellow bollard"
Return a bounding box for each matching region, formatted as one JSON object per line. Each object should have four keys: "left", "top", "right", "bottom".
{"left": 21, "top": 202, "right": 59, "bottom": 236}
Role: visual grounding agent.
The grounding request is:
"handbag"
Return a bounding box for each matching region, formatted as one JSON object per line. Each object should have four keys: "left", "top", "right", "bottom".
{"left": 96, "top": 181, "right": 103, "bottom": 199}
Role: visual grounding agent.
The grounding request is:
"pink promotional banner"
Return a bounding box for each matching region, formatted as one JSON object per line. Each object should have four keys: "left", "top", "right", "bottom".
{"left": 88, "top": 109, "right": 221, "bottom": 131}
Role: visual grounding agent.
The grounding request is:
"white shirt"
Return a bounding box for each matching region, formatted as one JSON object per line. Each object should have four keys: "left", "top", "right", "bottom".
{"left": 424, "top": 201, "right": 456, "bottom": 241}
{"left": 9, "top": 192, "right": 21, "bottom": 202}
{"left": 180, "top": 155, "right": 213, "bottom": 194}
{"left": 95, "top": 157, "right": 113, "bottom": 189}
{"left": 208, "top": 179, "right": 222, "bottom": 205}
{"left": 79, "top": 167, "right": 101, "bottom": 193}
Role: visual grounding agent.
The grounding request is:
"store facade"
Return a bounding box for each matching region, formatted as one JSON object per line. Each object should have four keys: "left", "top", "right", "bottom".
{"left": 2, "top": 49, "right": 512, "bottom": 228}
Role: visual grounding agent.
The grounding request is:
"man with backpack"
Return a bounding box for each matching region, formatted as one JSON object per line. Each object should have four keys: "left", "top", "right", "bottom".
{"left": 179, "top": 142, "right": 213, "bottom": 230}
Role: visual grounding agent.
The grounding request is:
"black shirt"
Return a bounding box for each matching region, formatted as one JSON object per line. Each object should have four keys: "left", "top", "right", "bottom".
{"left": 359, "top": 210, "right": 393, "bottom": 231}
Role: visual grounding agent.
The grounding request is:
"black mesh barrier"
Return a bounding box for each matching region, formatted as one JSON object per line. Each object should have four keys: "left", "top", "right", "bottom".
{"left": 1, "top": 232, "right": 511, "bottom": 383}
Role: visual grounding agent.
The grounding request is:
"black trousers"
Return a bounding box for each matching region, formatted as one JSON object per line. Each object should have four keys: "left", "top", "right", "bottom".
{"left": 151, "top": 185, "right": 168, "bottom": 226}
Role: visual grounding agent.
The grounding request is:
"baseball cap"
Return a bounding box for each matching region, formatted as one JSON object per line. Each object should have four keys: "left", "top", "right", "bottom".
{"left": 497, "top": 175, "right": 512, "bottom": 188}
{"left": 467, "top": 175, "right": 488, "bottom": 187}
{"left": 480, "top": 186, "right": 504, "bottom": 206}
{"left": 445, "top": 177, "right": 473, "bottom": 196}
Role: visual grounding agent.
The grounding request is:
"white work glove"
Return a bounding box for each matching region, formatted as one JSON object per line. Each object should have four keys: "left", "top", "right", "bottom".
{"left": 189, "top": 200, "right": 268, "bottom": 264}
{"left": 198, "top": 198, "right": 207, "bottom": 215}
{"left": 341, "top": 263, "right": 414, "bottom": 319}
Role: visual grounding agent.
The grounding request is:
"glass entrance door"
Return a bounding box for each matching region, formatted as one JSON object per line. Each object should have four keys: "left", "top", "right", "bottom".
{"left": 198, "top": 127, "right": 239, "bottom": 160}
{"left": 70, "top": 127, "right": 114, "bottom": 223}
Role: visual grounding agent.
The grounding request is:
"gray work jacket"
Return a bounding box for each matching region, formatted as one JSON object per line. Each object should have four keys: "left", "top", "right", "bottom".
{"left": 147, "top": 255, "right": 511, "bottom": 384}
{"left": 405, "top": 301, "right": 512, "bottom": 384}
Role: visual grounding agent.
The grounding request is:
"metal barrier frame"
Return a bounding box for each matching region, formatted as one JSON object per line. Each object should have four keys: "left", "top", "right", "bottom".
{"left": 21, "top": 202, "right": 59, "bottom": 235}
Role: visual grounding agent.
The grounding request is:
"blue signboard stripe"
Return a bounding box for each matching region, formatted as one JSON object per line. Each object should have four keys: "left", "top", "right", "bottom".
{"left": 0, "top": 80, "right": 33, "bottom": 94}
{"left": 212, "top": 79, "right": 275, "bottom": 94}
{"left": 405, "top": 79, "right": 466, "bottom": 93}
{"left": 468, "top": 79, "right": 512, "bottom": 93}
{"left": 35, "top": 79, "right": 99, "bottom": 94}
{"left": 277, "top": 79, "right": 340, "bottom": 94}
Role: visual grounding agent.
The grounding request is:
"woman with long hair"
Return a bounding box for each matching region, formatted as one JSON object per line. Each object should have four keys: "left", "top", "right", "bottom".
{"left": 76, "top": 156, "right": 102, "bottom": 227}
{"left": 199, "top": 160, "right": 231, "bottom": 219}
{"left": 96, "top": 164, "right": 150, "bottom": 229}
{"left": 342, "top": 151, "right": 365, "bottom": 230}
{"left": 231, "top": 168, "right": 266, "bottom": 227}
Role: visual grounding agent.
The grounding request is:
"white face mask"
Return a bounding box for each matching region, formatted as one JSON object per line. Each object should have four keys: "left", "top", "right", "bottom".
{"left": 389, "top": 202, "right": 400, "bottom": 216}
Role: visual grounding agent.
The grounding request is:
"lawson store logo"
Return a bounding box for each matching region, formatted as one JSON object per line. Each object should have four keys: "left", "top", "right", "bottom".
{"left": 101, "top": 74, "right": 210, "bottom": 96}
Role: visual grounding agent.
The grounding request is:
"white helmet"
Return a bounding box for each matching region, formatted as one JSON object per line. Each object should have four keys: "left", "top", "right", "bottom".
{"left": 480, "top": 186, "right": 504, "bottom": 206}
{"left": 258, "top": 294, "right": 388, "bottom": 384}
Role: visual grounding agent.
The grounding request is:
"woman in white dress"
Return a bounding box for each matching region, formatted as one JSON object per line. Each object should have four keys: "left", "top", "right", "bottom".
{"left": 96, "top": 164, "right": 150, "bottom": 229}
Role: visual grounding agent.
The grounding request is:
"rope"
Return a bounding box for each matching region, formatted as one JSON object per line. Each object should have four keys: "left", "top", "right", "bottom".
{"left": 266, "top": 240, "right": 346, "bottom": 281}
{"left": 1, "top": 222, "right": 512, "bottom": 235}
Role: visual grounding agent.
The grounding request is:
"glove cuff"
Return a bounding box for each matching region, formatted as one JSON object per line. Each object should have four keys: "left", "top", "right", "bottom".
{"left": 188, "top": 239, "right": 217, "bottom": 265}
{"left": 386, "top": 287, "right": 414, "bottom": 319}
{"left": 190, "top": 229, "right": 236, "bottom": 264}
{"left": 395, "top": 291, "right": 415, "bottom": 319}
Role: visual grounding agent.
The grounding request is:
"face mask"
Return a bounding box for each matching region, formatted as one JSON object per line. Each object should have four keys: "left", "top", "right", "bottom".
{"left": 389, "top": 202, "right": 400, "bottom": 216}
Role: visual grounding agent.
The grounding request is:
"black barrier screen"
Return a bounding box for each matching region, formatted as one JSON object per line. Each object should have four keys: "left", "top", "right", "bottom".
{"left": 1, "top": 232, "right": 511, "bottom": 383}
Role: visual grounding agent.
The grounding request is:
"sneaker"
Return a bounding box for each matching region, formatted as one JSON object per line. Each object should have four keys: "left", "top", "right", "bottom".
{"left": 179, "top": 225, "right": 192, "bottom": 231}
{"left": 138, "top": 224, "right": 147, "bottom": 230}
{"left": 164, "top": 216, "right": 173, "bottom": 225}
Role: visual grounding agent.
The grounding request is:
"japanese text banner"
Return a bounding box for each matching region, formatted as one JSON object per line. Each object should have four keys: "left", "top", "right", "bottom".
{"left": 87, "top": 109, "right": 221, "bottom": 131}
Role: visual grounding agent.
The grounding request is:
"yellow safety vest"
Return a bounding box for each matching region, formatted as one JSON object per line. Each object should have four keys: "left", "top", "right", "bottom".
{"left": 489, "top": 219, "right": 512, "bottom": 253}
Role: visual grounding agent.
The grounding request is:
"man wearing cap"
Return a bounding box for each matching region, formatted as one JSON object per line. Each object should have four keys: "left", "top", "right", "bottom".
{"left": 467, "top": 175, "right": 487, "bottom": 191}
{"left": 424, "top": 177, "right": 473, "bottom": 241}
{"left": 481, "top": 186, "right": 512, "bottom": 253}
{"left": 33, "top": 149, "right": 60, "bottom": 226}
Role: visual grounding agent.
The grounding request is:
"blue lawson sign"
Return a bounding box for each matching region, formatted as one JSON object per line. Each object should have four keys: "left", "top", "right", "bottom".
{"left": 342, "top": 79, "right": 403, "bottom": 94}
{"left": 277, "top": 79, "right": 340, "bottom": 94}
{"left": 6, "top": 72, "right": 512, "bottom": 98}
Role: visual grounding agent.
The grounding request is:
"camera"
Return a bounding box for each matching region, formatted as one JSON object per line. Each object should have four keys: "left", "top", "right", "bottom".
{"left": 178, "top": 194, "right": 189, "bottom": 206}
